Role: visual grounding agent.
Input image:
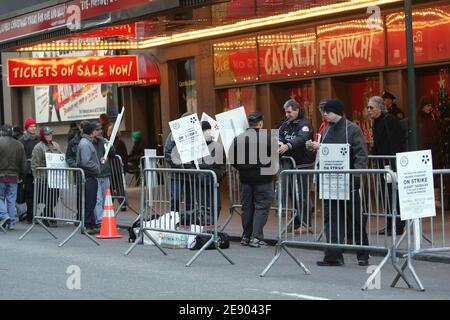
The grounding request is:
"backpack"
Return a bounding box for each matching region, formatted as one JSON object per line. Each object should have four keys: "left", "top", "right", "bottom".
{"left": 127, "top": 214, "right": 160, "bottom": 243}
{"left": 189, "top": 231, "right": 230, "bottom": 250}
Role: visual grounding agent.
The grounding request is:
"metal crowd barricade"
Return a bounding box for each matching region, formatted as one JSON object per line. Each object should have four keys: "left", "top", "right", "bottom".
{"left": 391, "top": 169, "right": 450, "bottom": 291}
{"left": 109, "top": 155, "right": 140, "bottom": 217}
{"left": 223, "top": 156, "right": 300, "bottom": 231}
{"left": 260, "top": 168, "right": 411, "bottom": 290}
{"left": 368, "top": 155, "right": 397, "bottom": 170}
{"left": 19, "top": 167, "right": 100, "bottom": 247}
{"left": 124, "top": 167, "right": 234, "bottom": 267}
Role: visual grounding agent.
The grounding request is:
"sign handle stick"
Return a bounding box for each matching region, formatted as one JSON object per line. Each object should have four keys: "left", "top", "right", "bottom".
{"left": 102, "top": 106, "right": 124, "bottom": 164}
{"left": 194, "top": 159, "right": 200, "bottom": 170}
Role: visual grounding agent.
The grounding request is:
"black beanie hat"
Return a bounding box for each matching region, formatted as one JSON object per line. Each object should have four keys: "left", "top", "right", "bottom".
{"left": 323, "top": 99, "right": 344, "bottom": 116}
{"left": 201, "top": 121, "right": 211, "bottom": 131}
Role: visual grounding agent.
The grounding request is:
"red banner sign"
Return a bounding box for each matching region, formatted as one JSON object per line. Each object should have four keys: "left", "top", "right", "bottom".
{"left": 7, "top": 55, "right": 139, "bottom": 87}
{"left": 387, "top": 6, "right": 450, "bottom": 65}
{"left": 213, "top": 37, "right": 258, "bottom": 85}
{"left": 317, "top": 19, "right": 385, "bottom": 73}
{"left": 258, "top": 29, "right": 318, "bottom": 80}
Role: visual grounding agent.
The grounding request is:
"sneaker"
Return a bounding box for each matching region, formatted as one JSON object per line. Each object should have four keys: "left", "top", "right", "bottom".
{"left": 48, "top": 220, "right": 58, "bottom": 228}
{"left": 240, "top": 237, "right": 250, "bottom": 246}
{"left": 316, "top": 260, "right": 344, "bottom": 267}
{"left": 358, "top": 260, "right": 369, "bottom": 267}
{"left": 82, "top": 228, "right": 97, "bottom": 235}
{"left": 8, "top": 224, "right": 15, "bottom": 230}
{"left": 249, "top": 238, "right": 268, "bottom": 248}
{"left": 0, "top": 216, "right": 10, "bottom": 228}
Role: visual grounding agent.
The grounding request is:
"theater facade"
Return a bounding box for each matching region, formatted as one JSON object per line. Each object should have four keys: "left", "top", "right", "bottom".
{"left": 0, "top": 0, "right": 449, "bottom": 155}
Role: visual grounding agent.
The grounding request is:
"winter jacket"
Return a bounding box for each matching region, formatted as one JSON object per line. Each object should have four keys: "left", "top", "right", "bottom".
{"left": 19, "top": 131, "right": 40, "bottom": 175}
{"left": 372, "top": 113, "right": 405, "bottom": 156}
{"left": 93, "top": 136, "right": 116, "bottom": 177}
{"left": 164, "top": 133, "right": 177, "bottom": 167}
{"left": 31, "top": 140, "right": 63, "bottom": 175}
{"left": 114, "top": 138, "right": 128, "bottom": 172}
{"left": 128, "top": 139, "right": 145, "bottom": 168}
{"left": 320, "top": 117, "right": 368, "bottom": 170}
{"left": 0, "top": 136, "right": 26, "bottom": 179}
{"left": 278, "top": 111, "right": 315, "bottom": 166}
{"left": 76, "top": 134, "right": 101, "bottom": 178}
{"left": 182, "top": 140, "right": 226, "bottom": 183}
{"left": 66, "top": 132, "right": 82, "bottom": 168}
{"left": 418, "top": 110, "right": 441, "bottom": 168}
{"left": 230, "top": 128, "right": 277, "bottom": 185}
{"left": 388, "top": 103, "right": 405, "bottom": 120}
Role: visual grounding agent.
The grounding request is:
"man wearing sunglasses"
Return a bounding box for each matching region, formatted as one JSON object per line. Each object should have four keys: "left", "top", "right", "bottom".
{"left": 367, "top": 96, "right": 405, "bottom": 236}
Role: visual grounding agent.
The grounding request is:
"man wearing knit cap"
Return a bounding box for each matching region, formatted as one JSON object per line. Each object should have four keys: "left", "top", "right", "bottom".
{"left": 18, "top": 117, "right": 39, "bottom": 223}
{"left": 382, "top": 91, "right": 405, "bottom": 120}
{"left": 317, "top": 99, "right": 370, "bottom": 267}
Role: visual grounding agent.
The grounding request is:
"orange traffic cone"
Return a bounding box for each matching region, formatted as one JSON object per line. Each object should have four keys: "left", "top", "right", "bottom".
{"left": 97, "top": 188, "right": 123, "bottom": 239}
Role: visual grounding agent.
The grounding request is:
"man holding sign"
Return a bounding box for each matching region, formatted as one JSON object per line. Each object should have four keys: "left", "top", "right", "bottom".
{"left": 316, "top": 100, "right": 370, "bottom": 267}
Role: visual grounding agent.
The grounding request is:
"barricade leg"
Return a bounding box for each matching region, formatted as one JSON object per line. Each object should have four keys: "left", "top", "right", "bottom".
{"left": 260, "top": 242, "right": 311, "bottom": 277}
{"left": 361, "top": 250, "right": 391, "bottom": 291}
{"left": 124, "top": 232, "right": 143, "bottom": 256}
{"left": 390, "top": 221, "right": 425, "bottom": 291}
{"left": 186, "top": 235, "right": 235, "bottom": 267}
{"left": 19, "top": 218, "right": 58, "bottom": 240}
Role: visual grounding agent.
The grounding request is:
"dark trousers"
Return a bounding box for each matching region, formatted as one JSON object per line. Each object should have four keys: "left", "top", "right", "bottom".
{"left": 170, "top": 177, "right": 193, "bottom": 212}
{"left": 84, "top": 177, "right": 98, "bottom": 229}
{"left": 39, "top": 184, "right": 59, "bottom": 219}
{"left": 381, "top": 178, "right": 405, "bottom": 232}
{"left": 24, "top": 174, "right": 34, "bottom": 222}
{"left": 241, "top": 182, "right": 274, "bottom": 240}
{"left": 323, "top": 188, "right": 369, "bottom": 262}
{"left": 293, "top": 174, "right": 312, "bottom": 226}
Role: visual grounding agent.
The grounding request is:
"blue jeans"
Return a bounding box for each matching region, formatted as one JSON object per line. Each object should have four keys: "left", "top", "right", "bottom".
{"left": 95, "top": 177, "right": 111, "bottom": 225}
{"left": 0, "top": 183, "right": 18, "bottom": 225}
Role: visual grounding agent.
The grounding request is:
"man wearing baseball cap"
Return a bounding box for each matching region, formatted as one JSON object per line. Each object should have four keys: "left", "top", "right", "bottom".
{"left": 18, "top": 117, "right": 39, "bottom": 223}
{"left": 230, "top": 111, "right": 278, "bottom": 248}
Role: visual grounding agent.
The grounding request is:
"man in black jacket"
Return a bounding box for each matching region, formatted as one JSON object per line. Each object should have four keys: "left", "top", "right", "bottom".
{"left": 230, "top": 112, "right": 278, "bottom": 248}
{"left": 278, "top": 99, "right": 315, "bottom": 231}
{"left": 368, "top": 96, "right": 405, "bottom": 235}
{"left": 382, "top": 91, "right": 405, "bottom": 121}
{"left": 317, "top": 99, "right": 370, "bottom": 267}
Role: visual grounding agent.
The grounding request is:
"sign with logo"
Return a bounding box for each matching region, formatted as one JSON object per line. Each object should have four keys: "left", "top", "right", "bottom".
{"left": 215, "top": 107, "right": 248, "bottom": 158}
{"left": 45, "top": 153, "right": 69, "bottom": 189}
{"left": 319, "top": 144, "right": 350, "bottom": 200}
{"left": 8, "top": 55, "right": 138, "bottom": 86}
{"left": 169, "top": 114, "right": 209, "bottom": 164}
{"left": 201, "top": 112, "right": 220, "bottom": 143}
{"left": 396, "top": 150, "right": 436, "bottom": 220}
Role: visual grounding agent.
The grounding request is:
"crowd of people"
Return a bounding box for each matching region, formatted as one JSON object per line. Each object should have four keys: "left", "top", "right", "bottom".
{"left": 0, "top": 114, "right": 144, "bottom": 234}
{"left": 1, "top": 92, "right": 445, "bottom": 267}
